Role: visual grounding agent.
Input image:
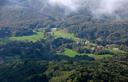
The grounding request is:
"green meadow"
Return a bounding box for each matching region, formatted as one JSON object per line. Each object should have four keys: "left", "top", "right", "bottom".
{"left": 10, "top": 31, "right": 44, "bottom": 42}
{"left": 52, "top": 30, "right": 80, "bottom": 41}
{"left": 63, "top": 48, "right": 113, "bottom": 59}
{"left": 64, "top": 48, "right": 79, "bottom": 57}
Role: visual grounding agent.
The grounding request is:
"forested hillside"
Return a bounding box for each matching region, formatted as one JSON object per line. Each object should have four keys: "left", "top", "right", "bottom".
{"left": 0, "top": 0, "right": 128, "bottom": 82}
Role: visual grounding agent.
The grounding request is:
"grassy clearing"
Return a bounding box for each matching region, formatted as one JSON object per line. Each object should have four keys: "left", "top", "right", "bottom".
{"left": 63, "top": 48, "right": 113, "bottom": 59}
{"left": 52, "top": 30, "right": 80, "bottom": 41}
{"left": 10, "top": 32, "right": 44, "bottom": 42}
{"left": 64, "top": 48, "right": 79, "bottom": 57}
{"left": 0, "top": 29, "right": 44, "bottom": 44}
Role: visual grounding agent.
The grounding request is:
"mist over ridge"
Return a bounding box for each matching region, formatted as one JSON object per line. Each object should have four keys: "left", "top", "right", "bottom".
{"left": 0, "top": 0, "right": 128, "bottom": 25}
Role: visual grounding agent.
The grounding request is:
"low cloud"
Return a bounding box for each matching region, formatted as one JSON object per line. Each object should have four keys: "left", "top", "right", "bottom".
{"left": 0, "top": 0, "right": 128, "bottom": 19}
{"left": 48, "top": 0, "right": 80, "bottom": 11}
{"left": 47, "top": 0, "right": 128, "bottom": 18}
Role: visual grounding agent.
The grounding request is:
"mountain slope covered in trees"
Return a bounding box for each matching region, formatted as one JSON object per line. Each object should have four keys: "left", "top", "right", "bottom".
{"left": 0, "top": 0, "right": 128, "bottom": 82}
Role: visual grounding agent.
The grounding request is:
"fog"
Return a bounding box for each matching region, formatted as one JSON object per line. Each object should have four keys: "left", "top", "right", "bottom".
{"left": 0, "top": 0, "right": 128, "bottom": 19}
{"left": 48, "top": 0, "right": 80, "bottom": 11}
{"left": 48, "top": 0, "right": 128, "bottom": 16}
